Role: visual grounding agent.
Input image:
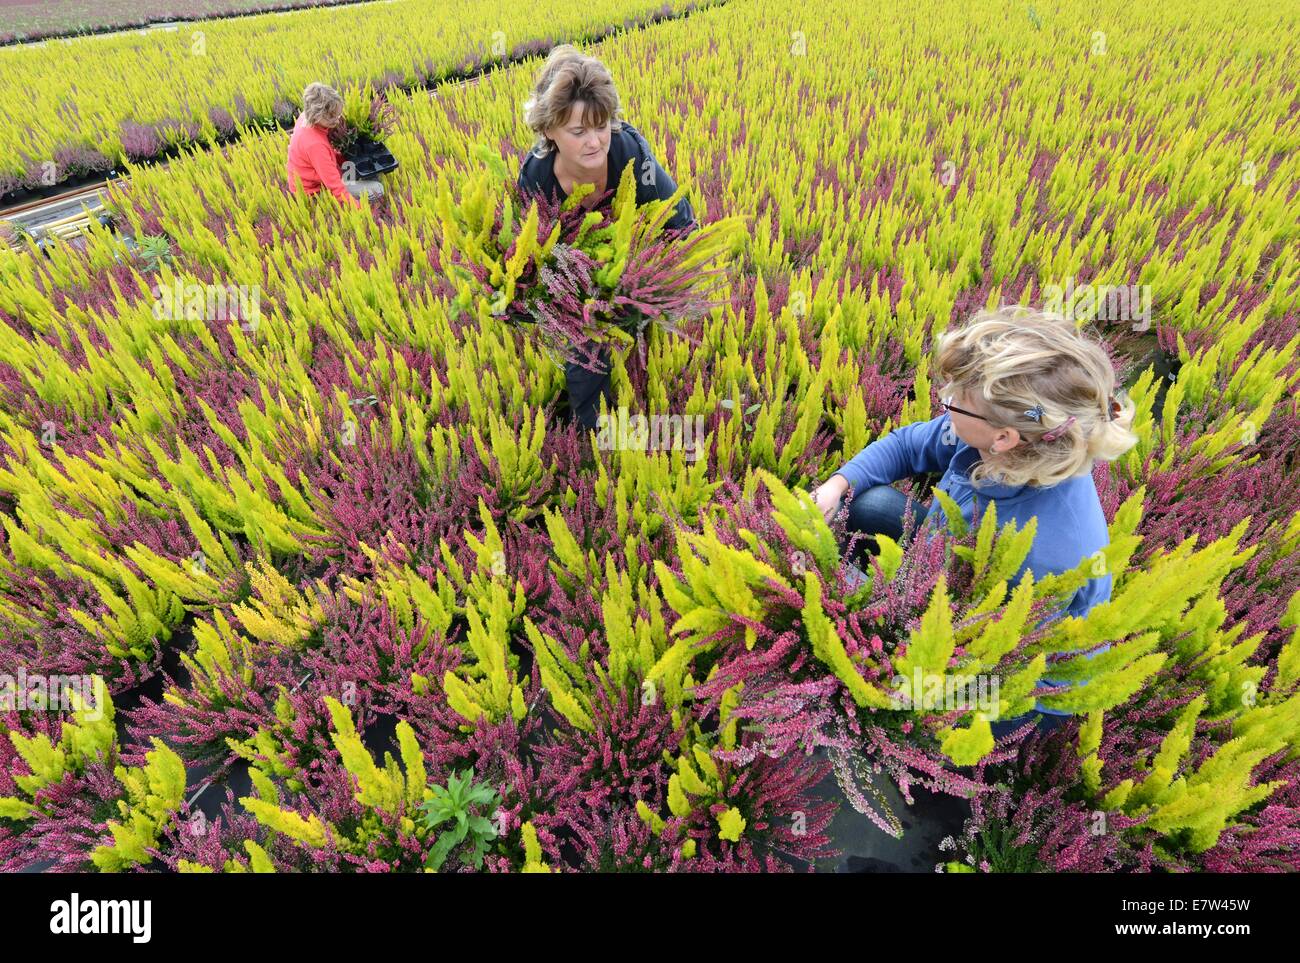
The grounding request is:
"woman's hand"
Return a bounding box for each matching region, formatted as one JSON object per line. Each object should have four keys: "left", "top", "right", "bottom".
{"left": 812, "top": 474, "right": 850, "bottom": 523}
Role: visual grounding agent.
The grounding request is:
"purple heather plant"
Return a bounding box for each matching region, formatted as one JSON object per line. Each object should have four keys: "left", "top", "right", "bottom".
{"left": 0, "top": 168, "right": 22, "bottom": 199}
{"left": 0, "top": 761, "right": 128, "bottom": 873}
{"left": 0, "top": 565, "right": 165, "bottom": 688}
{"left": 208, "top": 106, "right": 239, "bottom": 139}
{"left": 158, "top": 783, "right": 277, "bottom": 871}
{"left": 119, "top": 122, "right": 164, "bottom": 162}
{"left": 53, "top": 144, "right": 113, "bottom": 178}
{"left": 532, "top": 679, "right": 685, "bottom": 820}
{"left": 123, "top": 636, "right": 305, "bottom": 770}
{"left": 0, "top": 708, "right": 131, "bottom": 872}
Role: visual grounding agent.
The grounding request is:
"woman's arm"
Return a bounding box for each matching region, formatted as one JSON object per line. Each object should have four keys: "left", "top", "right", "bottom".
{"left": 835, "top": 413, "right": 960, "bottom": 492}
{"left": 814, "top": 414, "right": 958, "bottom": 519}
{"left": 304, "top": 134, "right": 362, "bottom": 209}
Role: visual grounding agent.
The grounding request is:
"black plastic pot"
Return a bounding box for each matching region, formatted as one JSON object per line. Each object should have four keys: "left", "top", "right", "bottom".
{"left": 801, "top": 747, "right": 973, "bottom": 873}
{"left": 343, "top": 136, "right": 399, "bottom": 179}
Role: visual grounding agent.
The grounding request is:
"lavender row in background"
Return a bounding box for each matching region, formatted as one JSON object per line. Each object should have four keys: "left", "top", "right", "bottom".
{"left": 0, "top": 3, "right": 690, "bottom": 204}
{"left": 0, "top": 0, "right": 366, "bottom": 46}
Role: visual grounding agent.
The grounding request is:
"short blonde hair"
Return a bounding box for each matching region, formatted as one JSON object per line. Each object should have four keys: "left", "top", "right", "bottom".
{"left": 302, "top": 82, "right": 345, "bottom": 128}
{"left": 522, "top": 44, "right": 623, "bottom": 157}
{"left": 933, "top": 305, "right": 1139, "bottom": 488}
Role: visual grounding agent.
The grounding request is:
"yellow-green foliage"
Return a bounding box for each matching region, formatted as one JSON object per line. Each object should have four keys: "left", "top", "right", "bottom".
{"left": 530, "top": 557, "right": 676, "bottom": 730}
{"left": 469, "top": 406, "right": 548, "bottom": 522}
{"left": 801, "top": 569, "right": 893, "bottom": 709}
{"left": 761, "top": 468, "right": 841, "bottom": 582}
{"left": 1034, "top": 518, "right": 1256, "bottom": 713}
{"left": 0, "top": 0, "right": 710, "bottom": 179}
{"left": 1276, "top": 588, "right": 1300, "bottom": 695}
{"left": 225, "top": 687, "right": 307, "bottom": 793}
{"left": 340, "top": 547, "right": 456, "bottom": 654}
{"left": 520, "top": 821, "right": 552, "bottom": 873}
{"left": 322, "top": 696, "right": 427, "bottom": 817}
{"left": 654, "top": 516, "right": 790, "bottom": 658}
{"left": 636, "top": 710, "right": 745, "bottom": 843}
{"left": 1094, "top": 689, "right": 1300, "bottom": 853}
{"left": 0, "top": 679, "right": 115, "bottom": 812}
{"left": 238, "top": 697, "right": 430, "bottom": 853}
{"left": 442, "top": 581, "right": 528, "bottom": 726}
{"left": 91, "top": 738, "right": 187, "bottom": 872}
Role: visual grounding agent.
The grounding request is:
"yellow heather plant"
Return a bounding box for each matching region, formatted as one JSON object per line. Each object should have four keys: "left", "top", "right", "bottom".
{"left": 340, "top": 546, "right": 457, "bottom": 653}
{"left": 635, "top": 677, "right": 746, "bottom": 845}
{"left": 528, "top": 558, "right": 676, "bottom": 731}
{"left": 520, "top": 821, "right": 552, "bottom": 872}
{"left": 442, "top": 581, "right": 528, "bottom": 727}
{"left": 0, "top": 0, "right": 714, "bottom": 182}
{"left": 0, "top": 681, "right": 114, "bottom": 814}
{"left": 236, "top": 697, "right": 462, "bottom": 868}
{"left": 91, "top": 738, "right": 187, "bottom": 872}
{"left": 1075, "top": 670, "right": 1300, "bottom": 853}
{"left": 469, "top": 405, "right": 548, "bottom": 522}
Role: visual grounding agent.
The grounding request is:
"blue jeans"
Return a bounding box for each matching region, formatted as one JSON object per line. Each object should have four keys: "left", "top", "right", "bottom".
{"left": 844, "top": 485, "right": 1072, "bottom": 739}
{"left": 843, "top": 484, "right": 919, "bottom": 563}
{"left": 988, "top": 710, "right": 1071, "bottom": 740}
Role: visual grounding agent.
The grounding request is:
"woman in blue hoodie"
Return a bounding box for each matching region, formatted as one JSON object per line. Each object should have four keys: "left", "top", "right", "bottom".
{"left": 516, "top": 44, "right": 696, "bottom": 431}
{"left": 812, "top": 306, "right": 1138, "bottom": 738}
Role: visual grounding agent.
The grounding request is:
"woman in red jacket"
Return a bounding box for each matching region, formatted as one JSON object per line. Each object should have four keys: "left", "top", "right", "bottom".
{"left": 286, "top": 83, "right": 381, "bottom": 209}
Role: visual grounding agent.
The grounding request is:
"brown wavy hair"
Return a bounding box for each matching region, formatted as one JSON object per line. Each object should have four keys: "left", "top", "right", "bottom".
{"left": 301, "top": 82, "right": 345, "bottom": 129}
{"left": 522, "top": 44, "right": 624, "bottom": 157}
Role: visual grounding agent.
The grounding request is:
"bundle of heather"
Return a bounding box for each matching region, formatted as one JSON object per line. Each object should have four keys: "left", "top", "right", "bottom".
{"left": 941, "top": 586, "right": 1300, "bottom": 873}
{"left": 435, "top": 145, "right": 746, "bottom": 374}
{"left": 328, "top": 92, "right": 399, "bottom": 158}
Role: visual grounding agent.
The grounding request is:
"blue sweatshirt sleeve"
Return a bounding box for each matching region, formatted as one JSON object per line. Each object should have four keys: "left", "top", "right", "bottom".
{"left": 834, "top": 413, "right": 959, "bottom": 492}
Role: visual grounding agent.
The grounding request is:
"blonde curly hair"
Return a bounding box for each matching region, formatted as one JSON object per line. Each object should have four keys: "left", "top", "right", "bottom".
{"left": 522, "top": 44, "right": 624, "bottom": 157}
{"left": 933, "top": 305, "right": 1139, "bottom": 488}
{"left": 301, "top": 82, "right": 345, "bottom": 129}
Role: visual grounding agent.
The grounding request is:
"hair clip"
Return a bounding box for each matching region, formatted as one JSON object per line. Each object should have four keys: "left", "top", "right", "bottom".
{"left": 1023, "top": 403, "right": 1045, "bottom": 422}
{"left": 1107, "top": 395, "right": 1121, "bottom": 421}
{"left": 1041, "top": 415, "right": 1077, "bottom": 442}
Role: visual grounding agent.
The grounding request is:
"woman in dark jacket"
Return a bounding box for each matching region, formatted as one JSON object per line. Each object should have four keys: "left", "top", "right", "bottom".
{"left": 517, "top": 44, "right": 697, "bottom": 431}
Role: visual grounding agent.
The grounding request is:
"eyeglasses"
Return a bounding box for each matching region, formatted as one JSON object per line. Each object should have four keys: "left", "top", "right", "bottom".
{"left": 938, "top": 395, "right": 992, "bottom": 423}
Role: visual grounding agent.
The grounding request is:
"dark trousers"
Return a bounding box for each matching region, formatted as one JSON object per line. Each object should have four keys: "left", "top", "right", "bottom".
{"left": 844, "top": 483, "right": 915, "bottom": 562}
{"left": 844, "top": 483, "right": 1072, "bottom": 740}
{"left": 564, "top": 348, "right": 613, "bottom": 431}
